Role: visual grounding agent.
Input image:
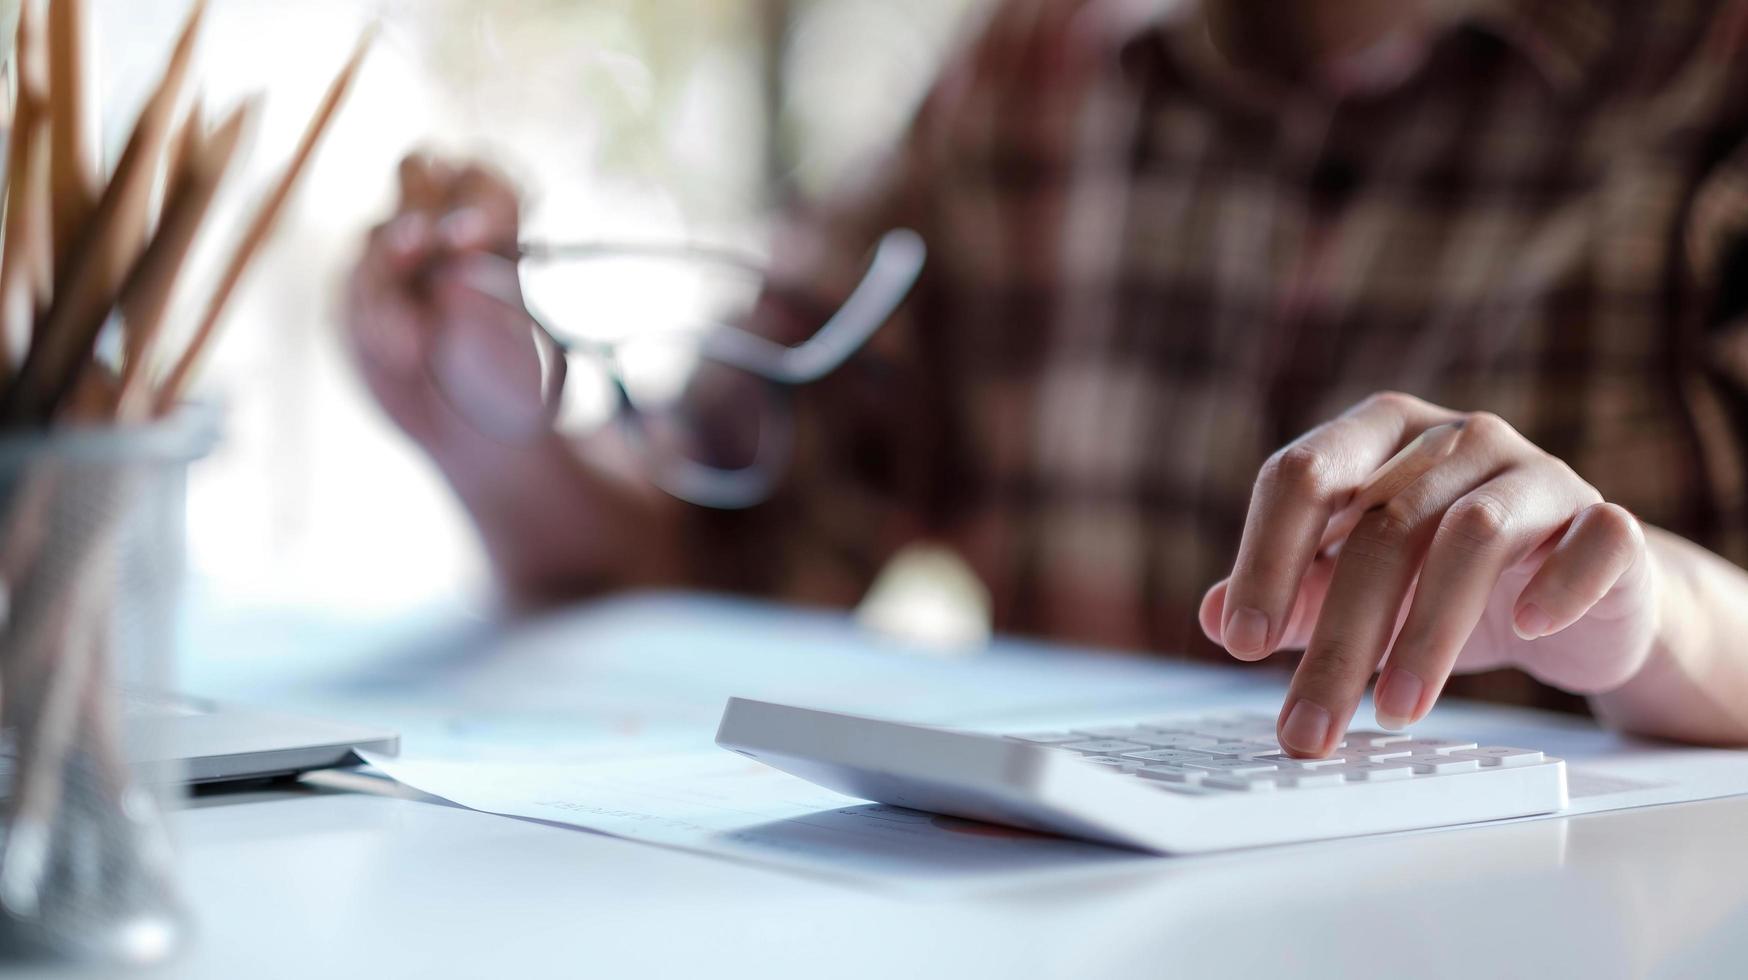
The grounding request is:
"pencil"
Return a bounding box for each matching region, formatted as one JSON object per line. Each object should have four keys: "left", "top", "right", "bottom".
{"left": 124, "top": 101, "right": 204, "bottom": 372}
{"left": 46, "top": 0, "right": 97, "bottom": 280}
{"left": 0, "top": 0, "right": 49, "bottom": 383}
{"left": 105, "top": 0, "right": 207, "bottom": 363}
{"left": 1, "top": 0, "right": 208, "bottom": 425}
{"left": 0, "top": 117, "right": 50, "bottom": 390}
{"left": 116, "top": 101, "right": 252, "bottom": 420}
{"left": 156, "top": 25, "right": 376, "bottom": 413}
{"left": 155, "top": 101, "right": 203, "bottom": 235}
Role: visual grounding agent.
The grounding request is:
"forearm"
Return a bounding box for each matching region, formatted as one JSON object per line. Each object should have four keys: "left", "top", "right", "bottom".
{"left": 1590, "top": 527, "right": 1748, "bottom": 746}
{"left": 432, "top": 432, "right": 685, "bottom": 607}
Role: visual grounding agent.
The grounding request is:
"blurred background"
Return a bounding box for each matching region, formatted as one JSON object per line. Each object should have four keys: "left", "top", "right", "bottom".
{"left": 71, "top": 0, "right": 984, "bottom": 634}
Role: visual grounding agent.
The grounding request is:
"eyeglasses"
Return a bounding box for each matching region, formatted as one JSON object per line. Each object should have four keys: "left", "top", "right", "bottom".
{"left": 426, "top": 228, "right": 926, "bottom": 509}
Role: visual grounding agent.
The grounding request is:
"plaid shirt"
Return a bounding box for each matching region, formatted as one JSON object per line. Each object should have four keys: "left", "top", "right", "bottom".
{"left": 693, "top": 0, "right": 1748, "bottom": 710}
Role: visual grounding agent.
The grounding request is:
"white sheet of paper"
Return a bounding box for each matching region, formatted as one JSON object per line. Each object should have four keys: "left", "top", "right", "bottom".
{"left": 362, "top": 751, "right": 1147, "bottom": 893}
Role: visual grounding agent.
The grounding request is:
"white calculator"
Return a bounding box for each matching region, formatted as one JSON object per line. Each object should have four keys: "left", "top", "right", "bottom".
{"left": 715, "top": 698, "right": 1568, "bottom": 854}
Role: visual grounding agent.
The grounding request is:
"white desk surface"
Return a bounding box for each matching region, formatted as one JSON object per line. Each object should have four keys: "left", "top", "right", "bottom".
{"left": 25, "top": 595, "right": 1748, "bottom": 979}
{"left": 47, "top": 785, "right": 1748, "bottom": 980}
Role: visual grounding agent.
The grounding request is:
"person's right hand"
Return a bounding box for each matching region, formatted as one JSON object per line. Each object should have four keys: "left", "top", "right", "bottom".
{"left": 344, "top": 154, "right": 540, "bottom": 456}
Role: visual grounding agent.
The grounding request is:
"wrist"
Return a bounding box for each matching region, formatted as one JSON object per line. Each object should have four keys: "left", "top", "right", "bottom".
{"left": 1590, "top": 530, "right": 1683, "bottom": 697}
{"left": 1588, "top": 528, "right": 1742, "bottom": 742}
{"left": 1634, "top": 530, "right": 1699, "bottom": 691}
{"left": 430, "top": 429, "right": 671, "bottom": 600}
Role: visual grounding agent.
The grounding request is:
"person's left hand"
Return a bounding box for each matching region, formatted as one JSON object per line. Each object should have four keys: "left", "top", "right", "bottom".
{"left": 346, "top": 154, "right": 540, "bottom": 454}
{"left": 1198, "top": 392, "right": 1659, "bottom": 757}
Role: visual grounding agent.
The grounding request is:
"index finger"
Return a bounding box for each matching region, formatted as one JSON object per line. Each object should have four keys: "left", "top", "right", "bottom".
{"left": 1221, "top": 392, "right": 1459, "bottom": 659}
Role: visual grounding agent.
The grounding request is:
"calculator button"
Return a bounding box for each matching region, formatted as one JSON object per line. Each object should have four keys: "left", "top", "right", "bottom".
{"left": 1006, "top": 732, "right": 1084, "bottom": 745}
{"left": 1202, "top": 741, "right": 1282, "bottom": 758}
{"left": 1121, "top": 749, "right": 1214, "bottom": 765}
{"left": 1406, "top": 754, "right": 1482, "bottom": 774}
{"left": 1341, "top": 762, "right": 1415, "bottom": 782}
{"left": 1257, "top": 754, "right": 1347, "bottom": 770}
{"left": 1135, "top": 765, "right": 1207, "bottom": 784}
{"left": 1059, "top": 740, "right": 1155, "bottom": 755}
{"left": 1183, "top": 759, "right": 1280, "bottom": 775}
{"left": 1340, "top": 746, "right": 1413, "bottom": 762}
{"left": 1399, "top": 739, "right": 1480, "bottom": 755}
{"left": 1341, "top": 730, "right": 1413, "bottom": 748}
{"left": 1453, "top": 747, "right": 1544, "bottom": 768}
{"left": 1127, "top": 734, "right": 1223, "bottom": 750}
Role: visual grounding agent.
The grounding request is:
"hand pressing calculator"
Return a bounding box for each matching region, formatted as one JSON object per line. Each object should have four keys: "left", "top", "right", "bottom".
{"left": 716, "top": 698, "right": 1567, "bottom": 853}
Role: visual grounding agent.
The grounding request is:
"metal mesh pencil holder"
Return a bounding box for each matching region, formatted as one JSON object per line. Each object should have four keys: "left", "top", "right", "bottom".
{"left": 0, "top": 409, "right": 216, "bottom": 965}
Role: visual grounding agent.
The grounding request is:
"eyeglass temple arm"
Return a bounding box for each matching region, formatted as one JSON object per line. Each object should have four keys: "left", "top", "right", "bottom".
{"left": 519, "top": 240, "right": 767, "bottom": 272}
{"left": 696, "top": 229, "right": 927, "bottom": 384}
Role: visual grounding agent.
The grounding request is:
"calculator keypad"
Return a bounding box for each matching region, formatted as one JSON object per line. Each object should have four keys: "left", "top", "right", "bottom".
{"left": 1006, "top": 713, "right": 1553, "bottom": 796}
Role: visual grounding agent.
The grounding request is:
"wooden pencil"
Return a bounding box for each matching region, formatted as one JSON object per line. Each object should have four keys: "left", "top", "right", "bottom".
{"left": 116, "top": 101, "right": 252, "bottom": 420}
{"left": 106, "top": 0, "right": 207, "bottom": 361}
{"left": 19, "top": 3, "right": 56, "bottom": 311}
{"left": 124, "top": 102, "right": 204, "bottom": 370}
{"left": 155, "top": 101, "right": 203, "bottom": 236}
{"left": 155, "top": 25, "right": 376, "bottom": 413}
{"left": 46, "top": 0, "right": 97, "bottom": 280}
{"left": 0, "top": 117, "right": 50, "bottom": 389}
{"left": 0, "top": 0, "right": 49, "bottom": 383}
{"left": 0, "top": 0, "right": 208, "bottom": 425}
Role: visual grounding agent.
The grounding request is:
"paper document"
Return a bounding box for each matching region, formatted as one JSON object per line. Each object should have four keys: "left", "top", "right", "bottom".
{"left": 363, "top": 752, "right": 1147, "bottom": 892}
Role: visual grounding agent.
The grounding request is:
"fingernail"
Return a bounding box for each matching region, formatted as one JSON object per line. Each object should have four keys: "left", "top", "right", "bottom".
{"left": 1374, "top": 668, "right": 1424, "bottom": 731}
{"left": 1223, "top": 607, "right": 1270, "bottom": 658}
{"left": 1280, "top": 699, "right": 1332, "bottom": 755}
{"left": 1514, "top": 604, "right": 1552, "bottom": 641}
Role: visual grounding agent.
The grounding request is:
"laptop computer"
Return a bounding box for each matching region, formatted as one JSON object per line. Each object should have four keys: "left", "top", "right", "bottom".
{"left": 125, "top": 693, "right": 399, "bottom": 785}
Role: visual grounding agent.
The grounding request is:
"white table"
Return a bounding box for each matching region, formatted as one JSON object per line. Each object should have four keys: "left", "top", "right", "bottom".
{"left": 89, "top": 784, "right": 1748, "bottom": 979}
{"left": 26, "top": 595, "right": 1748, "bottom": 978}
